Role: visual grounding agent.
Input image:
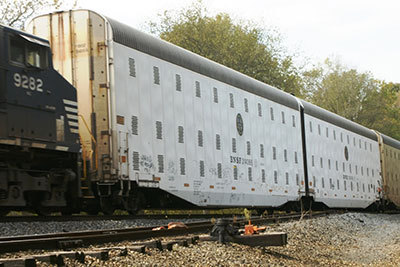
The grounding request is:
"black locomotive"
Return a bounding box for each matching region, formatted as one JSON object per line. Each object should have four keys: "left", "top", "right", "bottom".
{"left": 0, "top": 25, "right": 80, "bottom": 215}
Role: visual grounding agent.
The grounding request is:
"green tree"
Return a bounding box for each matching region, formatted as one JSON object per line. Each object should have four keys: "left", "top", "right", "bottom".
{"left": 150, "top": 1, "right": 304, "bottom": 96}
{"left": 0, "top": 0, "right": 76, "bottom": 29}
{"left": 304, "top": 58, "right": 400, "bottom": 140}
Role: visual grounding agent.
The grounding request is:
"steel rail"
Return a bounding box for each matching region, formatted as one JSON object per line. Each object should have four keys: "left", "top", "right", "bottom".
{"left": 0, "top": 210, "right": 337, "bottom": 253}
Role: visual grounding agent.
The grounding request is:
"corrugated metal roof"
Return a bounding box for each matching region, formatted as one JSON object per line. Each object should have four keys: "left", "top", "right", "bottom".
{"left": 106, "top": 17, "right": 300, "bottom": 110}
{"left": 300, "top": 100, "right": 378, "bottom": 141}
{"left": 382, "top": 133, "right": 400, "bottom": 150}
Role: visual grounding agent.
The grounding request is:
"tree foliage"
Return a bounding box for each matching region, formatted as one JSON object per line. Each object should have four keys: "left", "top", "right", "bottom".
{"left": 149, "top": 1, "right": 304, "bottom": 97}
{"left": 0, "top": 0, "right": 76, "bottom": 29}
{"left": 304, "top": 58, "right": 400, "bottom": 140}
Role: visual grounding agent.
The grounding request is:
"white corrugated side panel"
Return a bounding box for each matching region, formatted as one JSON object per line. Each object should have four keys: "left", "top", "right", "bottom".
{"left": 305, "top": 114, "right": 381, "bottom": 208}
{"left": 112, "top": 41, "right": 304, "bottom": 207}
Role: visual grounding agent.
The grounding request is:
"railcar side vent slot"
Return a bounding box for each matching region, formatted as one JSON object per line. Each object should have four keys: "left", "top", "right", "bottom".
{"left": 258, "top": 103, "right": 262, "bottom": 117}
{"left": 217, "top": 163, "right": 222, "bottom": 178}
{"left": 294, "top": 152, "right": 298, "bottom": 163}
{"left": 200, "top": 160, "right": 205, "bottom": 177}
{"left": 233, "top": 166, "right": 238, "bottom": 180}
{"left": 248, "top": 167, "right": 252, "bottom": 181}
{"left": 270, "top": 107, "right": 274, "bottom": 120}
{"left": 195, "top": 81, "right": 201, "bottom": 97}
{"left": 272, "top": 146, "right": 276, "bottom": 160}
{"left": 232, "top": 138, "right": 236, "bottom": 153}
{"left": 176, "top": 74, "right": 181, "bottom": 91}
{"left": 244, "top": 98, "right": 249, "bottom": 112}
{"left": 216, "top": 134, "right": 221, "bottom": 150}
{"left": 274, "top": 171, "right": 278, "bottom": 184}
{"left": 286, "top": 172, "right": 289, "bottom": 185}
{"left": 213, "top": 87, "right": 218, "bottom": 103}
{"left": 198, "top": 130, "right": 203, "bottom": 147}
{"left": 131, "top": 116, "right": 138, "bottom": 135}
{"left": 262, "top": 169, "right": 266, "bottom": 183}
{"left": 281, "top": 111, "right": 285, "bottom": 124}
{"left": 180, "top": 158, "right": 185, "bottom": 175}
{"left": 156, "top": 121, "right": 162, "bottom": 139}
{"left": 158, "top": 155, "right": 164, "bottom": 173}
{"left": 178, "top": 126, "right": 184, "bottom": 143}
{"left": 260, "top": 144, "right": 264, "bottom": 158}
{"left": 292, "top": 115, "right": 295, "bottom": 127}
{"left": 129, "top": 58, "right": 136, "bottom": 77}
{"left": 229, "top": 93, "right": 234, "bottom": 108}
{"left": 284, "top": 149, "right": 287, "bottom": 162}
{"left": 153, "top": 66, "right": 160, "bottom": 85}
{"left": 133, "top": 151, "right": 140, "bottom": 171}
{"left": 296, "top": 174, "right": 299, "bottom": 185}
{"left": 247, "top": 141, "right": 251, "bottom": 156}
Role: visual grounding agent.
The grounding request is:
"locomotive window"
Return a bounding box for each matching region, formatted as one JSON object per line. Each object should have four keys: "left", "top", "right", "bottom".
{"left": 10, "top": 38, "right": 25, "bottom": 64}
{"left": 10, "top": 36, "right": 48, "bottom": 68}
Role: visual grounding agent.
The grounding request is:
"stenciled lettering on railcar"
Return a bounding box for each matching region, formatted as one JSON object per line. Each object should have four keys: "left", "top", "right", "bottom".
{"left": 230, "top": 156, "right": 253, "bottom": 166}
{"left": 343, "top": 174, "right": 355, "bottom": 181}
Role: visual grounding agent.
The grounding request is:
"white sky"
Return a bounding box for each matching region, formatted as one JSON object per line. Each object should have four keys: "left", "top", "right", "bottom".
{"left": 78, "top": 0, "right": 400, "bottom": 83}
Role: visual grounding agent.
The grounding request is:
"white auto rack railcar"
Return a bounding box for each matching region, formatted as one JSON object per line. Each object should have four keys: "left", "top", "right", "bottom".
{"left": 27, "top": 9, "right": 381, "bottom": 214}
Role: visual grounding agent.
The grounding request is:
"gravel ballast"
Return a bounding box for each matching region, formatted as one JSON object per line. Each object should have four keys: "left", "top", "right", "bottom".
{"left": 1, "top": 212, "right": 400, "bottom": 266}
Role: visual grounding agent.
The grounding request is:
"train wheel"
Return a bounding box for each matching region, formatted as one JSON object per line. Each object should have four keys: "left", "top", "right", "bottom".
{"left": 35, "top": 207, "right": 51, "bottom": 216}
{"left": 125, "top": 191, "right": 144, "bottom": 215}
{"left": 100, "top": 197, "right": 115, "bottom": 215}
{"left": 0, "top": 209, "right": 9, "bottom": 216}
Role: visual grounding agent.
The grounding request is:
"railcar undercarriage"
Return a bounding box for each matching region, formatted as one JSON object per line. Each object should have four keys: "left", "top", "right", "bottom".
{"left": 0, "top": 144, "right": 79, "bottom": 215}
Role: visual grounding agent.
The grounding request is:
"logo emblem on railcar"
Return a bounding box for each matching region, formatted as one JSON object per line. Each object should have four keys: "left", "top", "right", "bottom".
{"left": 236, "top": 113, "right": 243, "bottom": 136}
{"left": 344, "top": 146, "right": 349, "bottom": 161}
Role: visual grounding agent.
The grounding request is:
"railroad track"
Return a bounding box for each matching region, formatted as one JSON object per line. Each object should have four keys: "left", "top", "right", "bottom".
{"left": 0, "top": 213, "right": 244, "bottom": 223}
{"left": 0, "top": 210, "right": 338, "bottom": 253}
